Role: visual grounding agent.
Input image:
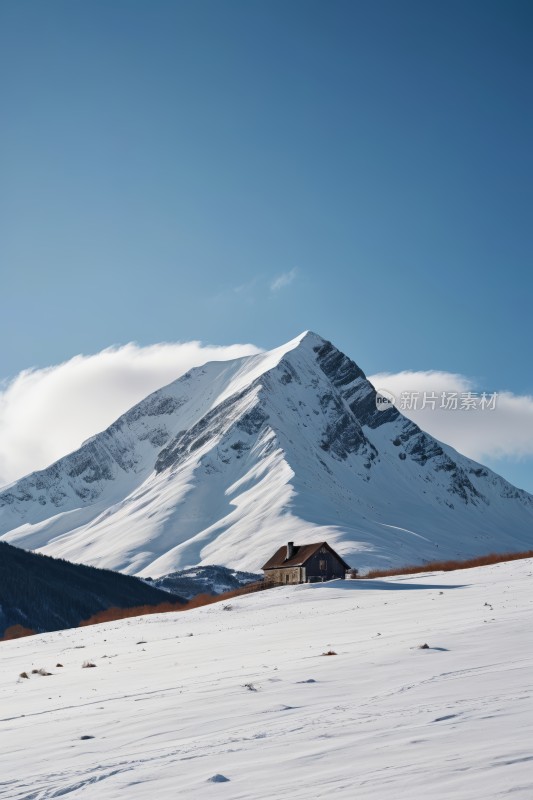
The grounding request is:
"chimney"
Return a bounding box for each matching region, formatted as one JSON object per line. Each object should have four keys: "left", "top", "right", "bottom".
{"left": 286, "top": 541, "right": 295, "bottom": 560}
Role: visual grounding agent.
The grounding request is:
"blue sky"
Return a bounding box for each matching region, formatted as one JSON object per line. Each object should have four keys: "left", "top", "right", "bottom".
{"left": 1, "top": 1, "right": 532, "bottom": 489}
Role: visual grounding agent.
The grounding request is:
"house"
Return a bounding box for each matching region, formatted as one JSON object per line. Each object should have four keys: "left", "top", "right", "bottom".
{"left": 262, "top": 541, "right": 351, "bottom": 585}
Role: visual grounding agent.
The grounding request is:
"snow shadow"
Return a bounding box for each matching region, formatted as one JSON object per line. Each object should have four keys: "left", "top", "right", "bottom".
{"left": 305, "top": 579, "right": 467, "bottom": 592}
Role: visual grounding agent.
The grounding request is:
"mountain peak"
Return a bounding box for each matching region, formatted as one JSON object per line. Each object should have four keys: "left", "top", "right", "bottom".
{"left": 293, "top": 330, "right": 326, "bottom": 346}
{"left": 266, "top": 330, "right": 327, "bottom": 361}
{"left": 1, "top": 331, "right": 532, "bottom": 577}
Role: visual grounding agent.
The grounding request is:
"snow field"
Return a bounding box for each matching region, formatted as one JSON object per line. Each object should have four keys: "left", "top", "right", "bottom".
{"left": 1, "top": 558, "right": 532, "bottom": 799}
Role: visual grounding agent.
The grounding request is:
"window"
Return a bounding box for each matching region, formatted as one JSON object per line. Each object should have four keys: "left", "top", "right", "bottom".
{"left": 285, "top": 574, "right": 289, "bottom": 583}
{"left": 319, "top": 559, "right": 326, "bottom": 571}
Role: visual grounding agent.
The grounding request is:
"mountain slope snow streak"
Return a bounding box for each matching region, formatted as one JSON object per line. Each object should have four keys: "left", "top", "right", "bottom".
{"left": 1, "top": 332, "right": 532, "bottom": 575}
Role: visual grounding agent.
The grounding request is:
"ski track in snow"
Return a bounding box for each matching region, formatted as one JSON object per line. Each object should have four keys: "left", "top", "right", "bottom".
{"left": 1, "top": 559, "right": 532, "bottom": 799}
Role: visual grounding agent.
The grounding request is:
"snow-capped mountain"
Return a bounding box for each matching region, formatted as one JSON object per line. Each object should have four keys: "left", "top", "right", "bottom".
{"left": 147, "top": 565, "right": 261, "bottom": 600}
{"left": 1, "top": 331, "right": 532, "bottom": 576}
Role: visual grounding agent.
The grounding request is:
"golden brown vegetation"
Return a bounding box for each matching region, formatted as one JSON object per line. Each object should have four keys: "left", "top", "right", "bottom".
{"left": 78, "top": 580, "right": 272, "bottom": 628}
{"left": 1, "top": 624, "right": 36, "bottom": 641}
{"left": 362, "top": 549, "right": 533, "bottom": 579}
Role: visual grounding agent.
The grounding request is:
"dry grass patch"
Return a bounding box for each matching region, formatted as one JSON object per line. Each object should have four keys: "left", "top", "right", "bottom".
{"left": 78, "top": 581, "right": 273, "bottom": 629}
{"left": 362, "top": 549, "right": 533, "bottom": 579}
{"left": 1, "top": 625, "right": 35, "bottom": 642}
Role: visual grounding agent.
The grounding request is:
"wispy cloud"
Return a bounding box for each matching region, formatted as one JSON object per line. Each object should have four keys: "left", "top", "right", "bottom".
{"left": 368, "top": 369, "right": 533, "bottom": 462}
{"left": 206, "top": 277, "right": 259, "bottom": 306}
{"left": 0, "top": 340, "right": 261, "bottom": 487}
{"left": 270, "top": 268, "right": 297, "bottom": 292}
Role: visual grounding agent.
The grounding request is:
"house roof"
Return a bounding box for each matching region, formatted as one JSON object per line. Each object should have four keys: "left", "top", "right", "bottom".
{"left": 262, "top": 541, "right": 351, "bottom": 571}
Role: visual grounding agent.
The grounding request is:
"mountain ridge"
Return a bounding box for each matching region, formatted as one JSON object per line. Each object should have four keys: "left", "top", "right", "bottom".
{"left": 1, "top": 331, "right": 532, "bottom": 575}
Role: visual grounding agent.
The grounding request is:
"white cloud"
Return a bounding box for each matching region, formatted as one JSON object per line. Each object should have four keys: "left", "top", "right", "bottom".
{"left": 1, "top": 349, "right": 531, "bottom": 491}
{"left": 270, "top": 268, "right": 297, "bottom": 292}
{"left": 368, "top": 370, "right": 533, "bottom": 462}
{"left": 0, "top": 340, "right": 261, "bottom": 487}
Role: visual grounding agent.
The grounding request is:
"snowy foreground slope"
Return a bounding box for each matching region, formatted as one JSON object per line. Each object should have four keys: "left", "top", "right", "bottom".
{"left": 1, "top": 559, "right": 532, "bottom": 800}
{"left": 1, "top": 331, "right": 532, "bottom": 575}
